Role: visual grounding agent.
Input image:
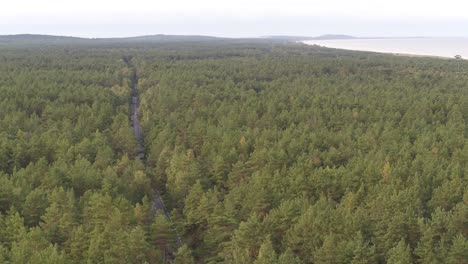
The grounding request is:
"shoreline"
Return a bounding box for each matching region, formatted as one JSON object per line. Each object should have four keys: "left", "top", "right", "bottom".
{"left": 300, "top": 40, "right": 464, "bottom": 60}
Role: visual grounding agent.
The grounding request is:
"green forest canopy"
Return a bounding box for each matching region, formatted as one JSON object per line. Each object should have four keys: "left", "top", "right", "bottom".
{"left": 0, "top": 40, "right": 466, "bottom": 263}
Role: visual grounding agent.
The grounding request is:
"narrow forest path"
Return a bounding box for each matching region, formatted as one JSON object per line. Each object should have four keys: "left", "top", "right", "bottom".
{"left": 124, "top": 57, "right": 183, "bottom": 252}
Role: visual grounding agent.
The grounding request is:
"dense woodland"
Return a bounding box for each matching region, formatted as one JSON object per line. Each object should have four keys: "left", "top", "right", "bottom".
{"left": 0, "top": 39, "right": 466, "bottom": 263}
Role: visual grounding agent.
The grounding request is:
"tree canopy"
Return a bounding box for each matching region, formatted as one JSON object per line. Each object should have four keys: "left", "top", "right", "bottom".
{"left": 0, "top": 40, "right": 466, "bottom": 263}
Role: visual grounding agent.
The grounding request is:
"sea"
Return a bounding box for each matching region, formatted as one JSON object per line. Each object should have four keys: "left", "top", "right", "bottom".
{"left": 302, "top": 38, "right": 468, "bottom": 59}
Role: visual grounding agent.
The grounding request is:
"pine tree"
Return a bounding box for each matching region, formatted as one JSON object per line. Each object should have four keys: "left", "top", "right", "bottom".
{"left": 447, "top": 235, "right": 467, "bottom": 264}
{"left": 127, "top": 227, "right": 150, "bottom": 264}
{"left": 150, "top": 213, "right": 173, "bottom": 254}
{"left": 0, "top": 245, "right": 8, "bottom": 263}
{"left": 166, "top": 149, "right": 200, "bottom": 202}
{"left": 174, "top": 244, "right": 195, "bottom": 264}
{"left": 9, "top": 227, "right": 50, "bottom": 263}
{"left": 0, "top": 175, "right": 19, "bottom": 213}
{"left": 93, "top": 145, "right": 114, "bottom": 169}
{"left": 110, "top": 113, "right": 137, "bottom": 157}
{"left": 350, "top": 232, "right": 377, "bottom": 264}
{"left": 225, "top": 213, "right": 263, "bottom": 262}
{"left": 134, "top": 195, "right": 154, "bottom": 227}
{"left": 65, "top": 226, "right": 88, "bottom": 263}
{"left": 414, "top": 228, "right": 440, "bottom": 264}
{"left": 387, "top": 239, "right": 413, "bottom": 264}
{"left": 314, "top": 234, "right": 348, "bottom": 264}
{"left": 22, "top": 188, "right": 48, "bottom": 227}
{"left": 28, "top": 244, "right": 67, "bottom": 264}
{"left": 3, "top": 210, "right": 27, "bottom": 248}
{"left": 278, "top": 248, "right": 303, "bottom": 264}
{"left": 86, "top": 227, "right": 107, "bottom": 264}
{"left": 40, "top": 202, "right": 64, "bottom": 245}
{"left": 254, "top": 237, "right": 277, "bottom": 264}
{"left": 183, "top": 180, "right": 204, "bottom": 226}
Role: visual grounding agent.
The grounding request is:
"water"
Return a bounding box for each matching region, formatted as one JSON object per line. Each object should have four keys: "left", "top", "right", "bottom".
{"left": 302, "top": 38, "right": 468, "bottom": 59}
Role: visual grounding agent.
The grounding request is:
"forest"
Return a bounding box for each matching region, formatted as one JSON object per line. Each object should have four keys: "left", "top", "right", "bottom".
{"left": 0, "top": 39, "right": 466, "bottom": 263}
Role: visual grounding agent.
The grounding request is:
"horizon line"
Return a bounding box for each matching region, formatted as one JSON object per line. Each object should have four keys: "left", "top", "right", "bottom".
{"left": 1, "top": 33, "right": 468, "bottom": 40}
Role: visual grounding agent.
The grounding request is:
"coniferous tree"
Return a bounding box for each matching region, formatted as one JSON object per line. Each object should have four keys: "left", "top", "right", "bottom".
{"left": 387, "top": 239, "right": 413, "bottom": 264}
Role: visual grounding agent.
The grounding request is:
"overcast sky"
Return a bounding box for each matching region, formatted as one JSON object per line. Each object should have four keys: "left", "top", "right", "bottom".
{"left": 1, "top": 0, "right": 467, "bottom": 38}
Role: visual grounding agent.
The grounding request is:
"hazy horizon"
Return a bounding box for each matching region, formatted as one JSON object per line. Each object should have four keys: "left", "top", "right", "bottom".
{"left": 3, "top": 33, "right": 468, "bottom": 40}
{"left": 2, "top": 0, "right": 468, "bottom": 38}
{"left": 303, "top": 38, "right": 468, "bottom": 58}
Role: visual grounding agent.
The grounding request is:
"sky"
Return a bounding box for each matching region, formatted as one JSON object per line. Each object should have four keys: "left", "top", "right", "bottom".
{"left": 1, "top": 0, "right": 467, "bottom": 38}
